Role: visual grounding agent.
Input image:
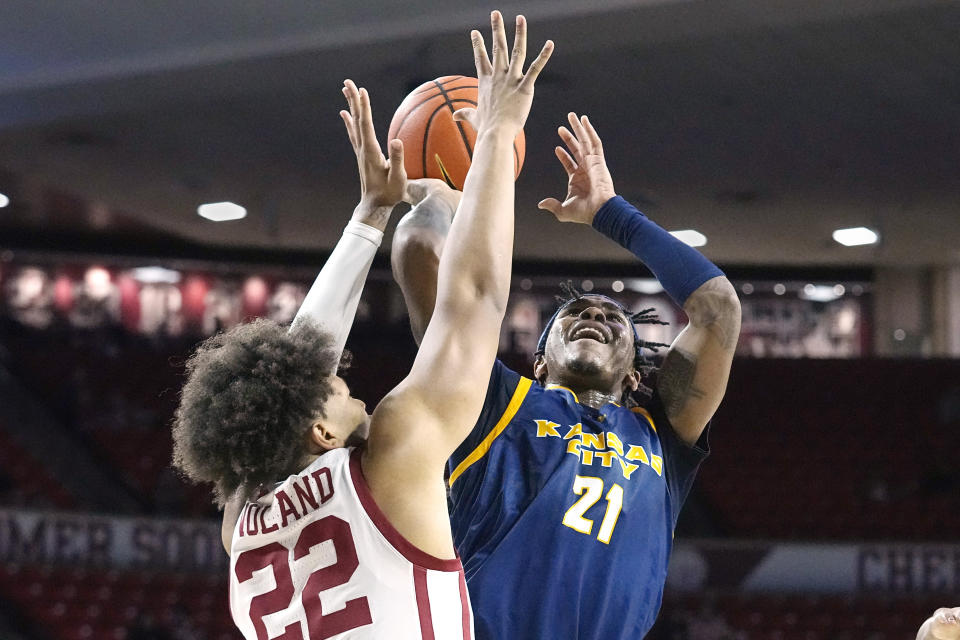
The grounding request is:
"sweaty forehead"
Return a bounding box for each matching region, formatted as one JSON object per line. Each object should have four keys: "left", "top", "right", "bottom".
{"left": 560, "top": 295, "right": 628, "bottom": 315}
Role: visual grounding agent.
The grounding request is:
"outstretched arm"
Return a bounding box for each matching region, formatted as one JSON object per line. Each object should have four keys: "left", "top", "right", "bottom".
{"left": 918, "top": 608, "right": 960, "bottom": 640}
{"left": 292, "top": 79, "right": 406, "bottom": 360}
{"left": 371, "top": 11, "right": 553, "bottom": 469}
{"left": 222, "top": 80, "right": 405, "bottom": 552}
{"left": 540, "top": 113, "right": 740, "bottom": 445}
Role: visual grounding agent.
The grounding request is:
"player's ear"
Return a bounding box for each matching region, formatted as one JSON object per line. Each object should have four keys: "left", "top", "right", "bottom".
{"left": 533, "top": 354, "right": 548, "bottom": 384}
{"left": 308, "top": 419, "right": 344, "bottom": 452}
{"left": 622, "top": 368, "right": 641, "bottom": 394}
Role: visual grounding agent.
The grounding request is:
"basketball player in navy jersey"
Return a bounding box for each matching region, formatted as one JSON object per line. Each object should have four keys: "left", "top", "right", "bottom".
{"left": 173, "top": 12, "right": 554, "bottom": 639}
{"left": 392, "top": 114, "right": 741, "bottom": 637}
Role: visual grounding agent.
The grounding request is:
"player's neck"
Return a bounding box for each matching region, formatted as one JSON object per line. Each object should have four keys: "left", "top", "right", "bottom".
{"left": 578, "top": 389, "right": 620, "bottom": 409}
{"left": 545, "top": 376, "right": 621, "bottom": 408}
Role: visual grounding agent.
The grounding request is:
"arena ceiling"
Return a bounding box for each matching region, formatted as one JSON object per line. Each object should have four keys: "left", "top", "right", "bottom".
{"left": 0, "top": 0, "right": 958, "bottom": 268}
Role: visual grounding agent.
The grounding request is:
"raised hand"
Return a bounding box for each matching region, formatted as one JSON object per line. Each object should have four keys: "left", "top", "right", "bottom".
{"left": 538, "top": 112, "right": 617, "bottom": 225}
{"left": 340, "top": 79, "right": 406, "bottom": 229}
{"left": 452, "top": 11, "right": 553, "bottom": 136}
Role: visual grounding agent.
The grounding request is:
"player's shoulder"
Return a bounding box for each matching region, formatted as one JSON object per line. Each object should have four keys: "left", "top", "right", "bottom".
{"left": 607, "top": 395, "right": 666, "bottom": 440}
{"left": 475, "top": 359, "right": 529, "bottom": 417}
{"left": 489, "top": 358, "right": 523, "bottom": 392}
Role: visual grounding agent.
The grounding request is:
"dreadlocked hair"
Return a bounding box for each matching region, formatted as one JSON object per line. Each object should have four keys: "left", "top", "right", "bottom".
{"left": 553, "top": 280, "right": 671, "bottom": 406}
{"left": 171, "top": 319, "right": 341, "bottom": 507}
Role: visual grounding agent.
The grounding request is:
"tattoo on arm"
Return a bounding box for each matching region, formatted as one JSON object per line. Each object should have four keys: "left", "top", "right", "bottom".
{"left": 658, "top": 347, "right": 707, "bottom": 418}
{"left": 683, "top": 277, "right": 741, "bottom": 350}
{"left": 368, "top": 206, "right": 392, "bottom": 227}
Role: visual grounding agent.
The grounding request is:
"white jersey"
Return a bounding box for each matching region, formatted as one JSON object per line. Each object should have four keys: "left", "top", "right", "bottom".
{"left": 229, "top": 447, "right": 473, "bottom": 640}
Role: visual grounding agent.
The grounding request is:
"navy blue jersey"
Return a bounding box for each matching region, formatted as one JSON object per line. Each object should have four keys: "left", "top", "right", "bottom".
{"left": 447, "top": 361, "right": 709, "bottom": 640}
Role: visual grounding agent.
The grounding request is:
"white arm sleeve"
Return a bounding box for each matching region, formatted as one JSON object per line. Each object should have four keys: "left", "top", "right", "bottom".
{"left": 291, "top": 220, "right": 383, "bottom": 366}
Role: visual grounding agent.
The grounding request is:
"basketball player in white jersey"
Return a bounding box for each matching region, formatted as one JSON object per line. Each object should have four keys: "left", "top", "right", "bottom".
{"left": 172, "top": 12, "right": 553, "bottom": 639}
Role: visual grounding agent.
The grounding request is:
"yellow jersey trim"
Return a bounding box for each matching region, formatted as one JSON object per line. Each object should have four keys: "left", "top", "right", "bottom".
{"left": 545, "top": 383, "right": 579, "bottom": 403}
{"left": 630, "top": 406, "right": 657, "bottom": 433}
{"left": 448, "top": 377, "right": 533, "bottom": 487}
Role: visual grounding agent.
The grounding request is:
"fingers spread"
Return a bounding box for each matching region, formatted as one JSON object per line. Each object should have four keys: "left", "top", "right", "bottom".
{"left": 340, "top": 110, "right": 359, "bottom": 149}
{"left": 508, "top": 15, "right": 527, "bottom": 77}
{"left": 567, "top": 111, "right": 588, "bottom": 146}
{"left": 520, "top": 39, "right": 554, "bottom": 91}
{"left": 358, "top": 87, "right": 378, "bottom": 149}
{"left": 555, "top": 145, "right": 577, "bottom": 175}
{"left": 581, "top": 115, "right": 604, "bottom": 152}
{"left": 471, "top": 30, "right": 493, "bottom": 76}
{"left": 538, "top": 198, "right": 561, "bottom": 214}
{"left": 558, "top": 126, "right": 583, "bottom": 163}
{"left": 490, "top": 10, "right": 509, "bottom": 70}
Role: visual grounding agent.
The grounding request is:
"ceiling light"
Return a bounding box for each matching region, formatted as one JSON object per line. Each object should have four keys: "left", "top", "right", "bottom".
{"left": 198, "top": 201, "right": 246, "bottom": 222}
{"left": 832, "top": 226, "right": 878, "bottom": 246}
{"left": 800, "top": 284, "right": 843, "bottom": 303}
{"left": 0, "top": 193, "right": 9, "bottom": 208}
{"left": 670, "top": 229, "right": 707, "bottom": 247}
{"left": 132, "top": 266, "right": 182, "bottom": 284}
{"left": 627, "top": 278, "right": 664, "bottom": 295}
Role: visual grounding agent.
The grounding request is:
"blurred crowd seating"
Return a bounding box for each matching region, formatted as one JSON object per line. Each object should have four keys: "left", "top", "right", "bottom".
{"left": 1, "top": 319, "right": 958, "bottom": 639}
{"left": 0, "top": 427, "right": 75, "bottom": 510}
{"left": 0, "top": 564, "right": 236, "bottom": 640}
{"left": 3, "top": 319, "right": 958, "bottom": 539}
{"left": 700, "top": 358, "right": 960, "bottom": 540}
{"left": 0, "top": 563, "right": 942, "bottom": 640}
{"left": 650, "top": 592, "right": 940, "bottom": 640}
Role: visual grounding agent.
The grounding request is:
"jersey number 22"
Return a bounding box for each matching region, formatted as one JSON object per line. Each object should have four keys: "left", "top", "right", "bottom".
{"left": 234, "top": 515, "right": 373, "bottom": 640}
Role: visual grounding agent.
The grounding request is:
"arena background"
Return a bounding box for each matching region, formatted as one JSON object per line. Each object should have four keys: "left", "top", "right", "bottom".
{"left": 1, "top": 1, "right": 958, "bottom": 638}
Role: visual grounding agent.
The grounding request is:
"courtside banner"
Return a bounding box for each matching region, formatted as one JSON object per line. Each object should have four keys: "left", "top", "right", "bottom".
{"left": 668, "top": 540, "right": 960, "bottom": 595}
{"left": 0, "top": 508, "right": 226, "bottom": 571}
{"left": 2, "top": 508, "right": 956, "bottom": 594}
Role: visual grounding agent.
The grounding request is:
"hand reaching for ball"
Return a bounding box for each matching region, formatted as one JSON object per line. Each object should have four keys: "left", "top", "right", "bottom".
{"left": 340, "top": 79, "right": 406, "bottom": 229}
{"left": 538, "top": 112, "right": 617, "bottom": 225}
{"left": 452, "top": 11, "right": 553, "bottom": 137}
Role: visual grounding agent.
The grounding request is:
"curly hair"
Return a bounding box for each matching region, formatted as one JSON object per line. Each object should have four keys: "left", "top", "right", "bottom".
{"left": 171, "top": 319, "right": 340, "bottom": 507}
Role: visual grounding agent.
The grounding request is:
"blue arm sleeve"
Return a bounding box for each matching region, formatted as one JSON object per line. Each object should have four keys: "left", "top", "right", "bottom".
{"left": 592, "top": 195, "right": 724, "bottom": 306}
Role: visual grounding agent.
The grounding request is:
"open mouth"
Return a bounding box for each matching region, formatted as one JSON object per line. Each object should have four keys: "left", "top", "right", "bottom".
{"left": 569, "top": 323, "right": 610, "bottom": 344}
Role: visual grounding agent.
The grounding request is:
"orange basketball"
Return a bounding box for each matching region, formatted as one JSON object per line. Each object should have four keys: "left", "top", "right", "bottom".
{"left": 387, "top": 75, "right": 525, "bottom": 190}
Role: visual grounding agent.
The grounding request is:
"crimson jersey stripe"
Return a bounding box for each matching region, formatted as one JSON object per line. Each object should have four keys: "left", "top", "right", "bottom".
{"left": 458, "top": 570, "right": 472, "bottom": 640}
{"left": 348, "top": 448, "right": 462, "bottom": 572}
{"left": 413, "top": 566, "right": 434, "bottom": 640}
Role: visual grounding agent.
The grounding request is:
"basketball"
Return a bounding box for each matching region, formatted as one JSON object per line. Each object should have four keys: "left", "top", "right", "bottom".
{"left": 388, "top": 75, "right": 525, "bottom": 190}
